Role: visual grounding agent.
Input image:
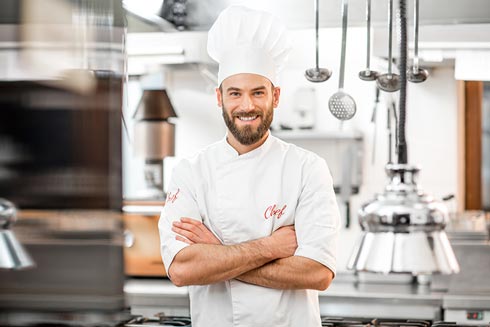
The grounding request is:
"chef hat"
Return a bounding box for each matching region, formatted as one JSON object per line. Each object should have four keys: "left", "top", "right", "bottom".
{"left": 207, "top": 5, "right": 292, "bottom": 86}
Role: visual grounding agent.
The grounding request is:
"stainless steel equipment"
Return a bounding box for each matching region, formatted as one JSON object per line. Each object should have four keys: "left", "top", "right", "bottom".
{"left": 407, "top": 0, "right": 429, "bottom": 83}
{"left": 305, "top": 0, "right": 332, "bottom": 82}
{"left": 0, "top": 210, "right": 129, "bottom": 326}
{"left": 125, "top": 314, "right": 490, "bottom": 327}
{"left": 0, "top": 199, "right": 34, "bottom": 270}
{"left": 133, "top": 89, "right": 177, "bottom": 198}
{"left": 359, "top": 0, "right": 379, "bottom": 81}
{"left": 320, "top": 317, "right": 490, "bottom": 327}
{"left": 347, "top": 164, "right": 460, "bottom": 274}
{"left": 431, "top": 211, "right": 490, "bottom": 324}
{"left": 126, "top": 313, "right": 191, "bottom": 327}
{"left": 328, "top": 0, "right": 357, "bottom": 121}
{"left": 348, "top": 0, "right": 459, "bottom": 276}
{"left": 376, "top": 0, "right": 400, "bottom": 92}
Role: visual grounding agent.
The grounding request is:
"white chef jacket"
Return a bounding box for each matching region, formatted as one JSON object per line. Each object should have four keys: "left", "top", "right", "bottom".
{"left": 159, "top": 134, "right": 341, "bottom": 327}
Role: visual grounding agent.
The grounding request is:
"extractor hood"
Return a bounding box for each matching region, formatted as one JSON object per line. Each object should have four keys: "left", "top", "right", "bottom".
{"left": 124, "top": 0, "right": 490, "bottom": 31}
{"left": 124, "top": 0, "right": 490, "bottom": 73}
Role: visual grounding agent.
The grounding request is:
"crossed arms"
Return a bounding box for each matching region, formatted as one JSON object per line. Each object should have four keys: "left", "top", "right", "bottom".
{"left": 167, "top": 217, "right": 334, "bottom": 291}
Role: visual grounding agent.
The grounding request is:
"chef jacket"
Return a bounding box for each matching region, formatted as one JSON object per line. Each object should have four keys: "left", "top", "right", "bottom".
{"left": 159, "top": 133, "right": 341, "bottom": 327}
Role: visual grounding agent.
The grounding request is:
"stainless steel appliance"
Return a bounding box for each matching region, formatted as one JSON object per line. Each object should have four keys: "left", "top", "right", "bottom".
{"left": 0, "top": 199, "right": 34, "bottom": 270}
{"left": 348, "top": 0, "right": 459, "bottom": 276}
{"left": 347, "top": 164, "right": 460, "bottom": 274}
{"left": 0, "top": 210, "right": 129, "bottom": 326}
{"left": 320, "top": 317, "right": 490, "bottom": 327}
{"left": 132, "top": 89, "right": 177, "bottom": 198}
{"left": 122, "top": 315, "right": 490, "bottom": 327}
{"left": 126, "top": 314, "right": 191, "bottom": 327}
{"left": 432, "top": 211, "right": 490, "bottom": 324}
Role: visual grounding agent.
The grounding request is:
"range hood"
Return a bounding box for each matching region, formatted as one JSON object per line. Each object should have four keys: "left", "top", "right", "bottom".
{"left": 124, "top": 0, "right": 490, "bottom": 31}
{"left": 124, "top": 0, "right": 490, "bottom": 73}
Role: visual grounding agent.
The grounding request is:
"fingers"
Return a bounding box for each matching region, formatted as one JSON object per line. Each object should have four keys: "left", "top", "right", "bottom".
{"left": 180, "top": 217, "right": 200, "bottom": 225}
{"left": 175, "top": 235, "right": 194, "bottom": 245}
{"left": 180, "top": 217, "right": 210, "bottom": 235}
{"left": 172, "top": 218, "right": 222, "bottom": 245}
{"left": 172, "top": 225, "right": 198, "bottom": 242}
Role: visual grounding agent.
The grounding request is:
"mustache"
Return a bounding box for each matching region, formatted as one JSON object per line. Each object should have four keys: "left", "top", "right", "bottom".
{"left": 232, "top": 110, "right": 263, "bottom": 118}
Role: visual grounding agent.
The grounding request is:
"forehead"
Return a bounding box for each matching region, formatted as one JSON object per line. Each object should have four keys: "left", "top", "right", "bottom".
{"left": 221, "top": 73, "right": 272, "bottom": 90}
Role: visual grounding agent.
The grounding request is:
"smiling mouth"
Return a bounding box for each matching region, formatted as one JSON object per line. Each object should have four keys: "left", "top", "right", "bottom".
{"left": 237, "top": 115, "right": 259, "bottom": 121}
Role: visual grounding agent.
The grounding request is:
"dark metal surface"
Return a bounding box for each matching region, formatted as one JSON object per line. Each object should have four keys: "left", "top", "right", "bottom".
{"left": 0, "top": 77, "right": 123, "bottom": 210}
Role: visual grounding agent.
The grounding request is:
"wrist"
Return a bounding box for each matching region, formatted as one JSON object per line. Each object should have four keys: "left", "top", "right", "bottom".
{"left": 257, "top": 236, "right": 277, "bottom": 261}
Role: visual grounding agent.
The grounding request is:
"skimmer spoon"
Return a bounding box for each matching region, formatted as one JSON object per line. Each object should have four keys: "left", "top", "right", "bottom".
{"left": 305, "top": 0, "right": 331, "bottom": 82}
{"left": 408, "top": 0, "right": 428, "bottom": 83}
{"left": 359, "top": 0, "right": 379, "bottom": 81}
{"left": 328, "top": 0, "right": 356, "bottom": 121}
{"left": 376, "top": 0, "right": 400, "bottom": 92}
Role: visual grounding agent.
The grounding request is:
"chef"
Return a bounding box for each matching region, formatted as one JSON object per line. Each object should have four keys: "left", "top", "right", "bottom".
{"left": 159, "top": 5, "right": 341, "bottom": 327}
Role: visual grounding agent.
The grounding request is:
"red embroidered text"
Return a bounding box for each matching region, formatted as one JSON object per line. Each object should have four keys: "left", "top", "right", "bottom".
{"left": 166, "top": 188, "right": 180, "bottom": 204}
{"left": 264, "top": 204, "right": 287, "bottom": 219}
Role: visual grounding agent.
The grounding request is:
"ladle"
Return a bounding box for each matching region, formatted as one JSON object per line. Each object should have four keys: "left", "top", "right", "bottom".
{"left": 407, "top": 0, "right": 428, "bottom": 83}
{"left": 359, "top": 0, "right": 379, "bottom": 81}
{"left": 305, "top": 0, "right": 331, "bottom": 82}
{"left": 328, "top": 0, "right": 356, "bottom": 120}
{"left": 376, "top": 0, "right": 400, "bottom": 92}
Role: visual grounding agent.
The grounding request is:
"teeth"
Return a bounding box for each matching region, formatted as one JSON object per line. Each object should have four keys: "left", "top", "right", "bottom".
{"left": 238, "top": 116, "right": 258, "bottom": 121}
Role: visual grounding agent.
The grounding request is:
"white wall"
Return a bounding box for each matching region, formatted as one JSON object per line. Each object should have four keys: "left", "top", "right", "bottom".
{"left": 123, "top": 27, "right": 459, "bottom": 272}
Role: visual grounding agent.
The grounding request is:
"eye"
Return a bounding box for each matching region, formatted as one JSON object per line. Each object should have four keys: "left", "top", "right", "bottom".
{"left": 229, "top": 92, "right": 240, "bottom": 97}
{"left": 253, "top": 91, "right": 265, "bottom": 96}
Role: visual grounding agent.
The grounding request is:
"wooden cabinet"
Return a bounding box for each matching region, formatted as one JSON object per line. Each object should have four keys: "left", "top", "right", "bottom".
{"left": 123, "top": 213, "right": 167, "bottom": 277}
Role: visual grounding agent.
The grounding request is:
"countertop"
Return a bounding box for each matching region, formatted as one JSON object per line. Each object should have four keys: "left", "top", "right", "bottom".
{"left": 124, "top": 276, "right": 447, "bottom": 320}
{"left": 125, "top": 276, "right": 443, "bottom": 302}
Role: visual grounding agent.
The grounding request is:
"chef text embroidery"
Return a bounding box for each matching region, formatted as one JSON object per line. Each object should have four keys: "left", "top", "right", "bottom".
{"left": 166, "top": 188, "right": 180, "bottom": 204}
{"left": 264, "top": 204, "right": 287, "bottom": 219}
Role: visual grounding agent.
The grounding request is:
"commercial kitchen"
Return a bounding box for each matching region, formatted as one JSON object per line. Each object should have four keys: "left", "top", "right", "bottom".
{"left": 0, "top": 0, "right": 489, "bottom": 326}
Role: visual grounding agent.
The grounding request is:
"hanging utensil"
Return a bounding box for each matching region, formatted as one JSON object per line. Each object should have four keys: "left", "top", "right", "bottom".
{"left": 371, "top": 87, "right": 380, "bottom": 165}
{"left": 390, "top": 97, "right": 398, "bottom": 156}
{"left": 328, "top": 0, "right": 356, "bottom": 120}
{"left": 359, "top": 0, "right": 379, "bottom": 81}
{"left": 407, "top": 0, "right": 428, "bottom": 83}
{"left": 386, "top": 95, "right": 398, "bottom": 163}
{"left": 340, "top": 147, "right": 354, "bottom": 228}
{"left": 376, "top": 0, "right": 400, "bottom": 92}
{"left": 386, "top": 97, "right": 393, "bottom": 163}
{"left": 305, "top": 0, "right": 332, "bottom": 82}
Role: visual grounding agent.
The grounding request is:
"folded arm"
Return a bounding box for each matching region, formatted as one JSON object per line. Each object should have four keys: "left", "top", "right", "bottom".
{"left": 235, "top": 256, "right": 334, "bottom": 291}
{"left": 171, "top": 218, "right": 332, "bottom": 290}
{"left": 168, "top": 218, "right": 297, "bottom": 287}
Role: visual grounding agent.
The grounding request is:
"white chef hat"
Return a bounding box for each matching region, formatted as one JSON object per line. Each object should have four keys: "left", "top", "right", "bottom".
{"left": 207, "top": 5, "right": 292, "bottom": 86}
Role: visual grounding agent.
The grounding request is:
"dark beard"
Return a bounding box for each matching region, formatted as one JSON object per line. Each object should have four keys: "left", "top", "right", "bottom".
{"left": 222, "top": 105, "right": 273, "bottom": 146}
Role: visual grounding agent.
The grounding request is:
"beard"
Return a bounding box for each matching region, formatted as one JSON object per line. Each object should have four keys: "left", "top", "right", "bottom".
{"left": 222, "top": 103, "right": 273, "bottom": 146}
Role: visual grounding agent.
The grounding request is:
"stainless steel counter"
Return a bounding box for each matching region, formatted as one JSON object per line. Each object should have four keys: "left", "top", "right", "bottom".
{"left": 318, "top": 281, "right": 445, "bottom": 320}
{"left": 124, "top": 278, "right": 447, "bottom": 320}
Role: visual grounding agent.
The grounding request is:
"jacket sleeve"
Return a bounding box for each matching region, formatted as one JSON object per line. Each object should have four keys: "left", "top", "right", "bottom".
{"left": 293, "top": 155, "right": 341, "bottom": 276}
{"left": 158, "top": 160, "right": 202, "bottom": 274}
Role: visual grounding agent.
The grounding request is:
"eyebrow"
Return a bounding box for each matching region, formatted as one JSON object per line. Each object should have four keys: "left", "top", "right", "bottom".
{"left": 225, "top": 86, "right": 267, "bottom": 92}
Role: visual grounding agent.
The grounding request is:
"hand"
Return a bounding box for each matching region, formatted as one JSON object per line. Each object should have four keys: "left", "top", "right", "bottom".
{"left": 266, "top": 225, "right": 298, "bottom": 259}
{"left": 172, "top": 217, "right": 222, "bottom": 245}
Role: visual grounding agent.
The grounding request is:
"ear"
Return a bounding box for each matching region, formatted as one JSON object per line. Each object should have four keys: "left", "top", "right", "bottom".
{"left": 272, "top": 87, "right": 281, "bottom": 108}
{"left": 216, "top": 87, "right": 223, "bottom": 107}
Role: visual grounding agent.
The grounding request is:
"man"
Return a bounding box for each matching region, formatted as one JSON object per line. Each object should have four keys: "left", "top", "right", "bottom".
{"left": 159, "top": 5, "right": 341, "bottom": 327}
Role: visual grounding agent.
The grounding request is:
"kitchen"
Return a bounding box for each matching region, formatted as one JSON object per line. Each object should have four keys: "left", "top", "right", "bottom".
{"left": 0, "top": 0, "right": 489, "bottom": 326}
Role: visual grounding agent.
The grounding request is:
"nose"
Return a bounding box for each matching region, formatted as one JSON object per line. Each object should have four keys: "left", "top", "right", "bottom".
{"left": 239, "top": 94, "right": 255, "bottom": 111}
